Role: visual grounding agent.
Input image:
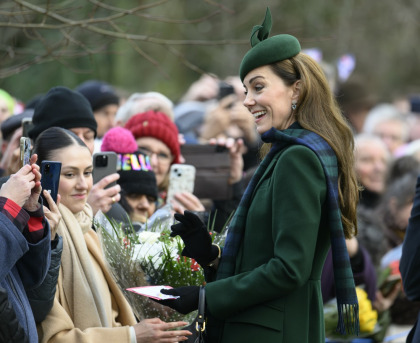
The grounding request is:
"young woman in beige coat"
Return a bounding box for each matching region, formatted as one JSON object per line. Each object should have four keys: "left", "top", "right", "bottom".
{"left": 34, "top": 127, "right": 191, "bottom": 343}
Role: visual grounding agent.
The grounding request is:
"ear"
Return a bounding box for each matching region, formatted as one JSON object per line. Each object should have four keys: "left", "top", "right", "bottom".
{"left": 291, "top": 80, "right": 301, "bottom": 102}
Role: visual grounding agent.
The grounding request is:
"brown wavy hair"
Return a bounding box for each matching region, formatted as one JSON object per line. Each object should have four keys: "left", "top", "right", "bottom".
{"left": 260, "top": 53, "right": 359, "bottom": 238}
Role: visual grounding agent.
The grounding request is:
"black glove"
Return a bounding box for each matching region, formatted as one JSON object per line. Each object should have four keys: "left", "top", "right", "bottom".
{"left": 171, "top": 211, "right": 219, "bottom": 266}
{"left": 157, "top": 286, "right": 200, "bottom": 315}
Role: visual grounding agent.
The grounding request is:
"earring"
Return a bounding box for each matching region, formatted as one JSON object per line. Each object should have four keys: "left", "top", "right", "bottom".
{"left": 291, "top": 102, "right": 297, "bottom": 111}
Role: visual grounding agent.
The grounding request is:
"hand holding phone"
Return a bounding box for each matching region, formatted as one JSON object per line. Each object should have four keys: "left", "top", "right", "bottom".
{"left": 166, "top": 164, "right": 196, "bottom": 206}
{"left": 41, "top": 161, "right": 61, "bottom": 209}
{"left": 20, "top": 137, "right": 31, "bottom": 168}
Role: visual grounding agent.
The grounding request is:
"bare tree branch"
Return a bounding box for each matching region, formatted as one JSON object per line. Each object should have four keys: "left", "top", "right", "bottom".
{"left": 10, "top": 0, "right": 246, "bottom": 46}
{"left": 0, "top": 0, "right": 247, "bottom": 80}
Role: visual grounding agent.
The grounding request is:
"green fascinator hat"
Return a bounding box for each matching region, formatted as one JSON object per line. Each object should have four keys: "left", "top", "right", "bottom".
{"left": 239, "top": 8, "right": 301, "bottom": 82}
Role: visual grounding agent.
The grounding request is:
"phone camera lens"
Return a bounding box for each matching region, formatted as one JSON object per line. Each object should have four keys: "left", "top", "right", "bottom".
{"left": 96, "top": 155, "right": 108, "bottom": 167}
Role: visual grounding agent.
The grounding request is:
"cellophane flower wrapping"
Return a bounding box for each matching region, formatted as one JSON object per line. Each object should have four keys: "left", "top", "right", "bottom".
{"left": 96, "top": 211, "right": 229, "bottom": 322}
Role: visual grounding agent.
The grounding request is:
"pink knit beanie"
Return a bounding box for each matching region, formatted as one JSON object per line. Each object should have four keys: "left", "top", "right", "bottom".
{"left": 101, "top": 126, "right": 138, "bottom": 153}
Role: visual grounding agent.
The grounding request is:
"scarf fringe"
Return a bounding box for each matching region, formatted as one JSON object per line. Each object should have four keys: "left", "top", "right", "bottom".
{"left": 336, "top": 303, "right": 360, "bottom": 336}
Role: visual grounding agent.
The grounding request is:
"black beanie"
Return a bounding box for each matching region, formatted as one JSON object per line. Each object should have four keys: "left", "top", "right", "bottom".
{"left": 75, "top": 80, "right": 119, "bottom": 112}
{"left": 29, "top": 86, "right": 97, "bottom": 141}
{"left": 118, "top": 169, "right": 158, "bottom": 199}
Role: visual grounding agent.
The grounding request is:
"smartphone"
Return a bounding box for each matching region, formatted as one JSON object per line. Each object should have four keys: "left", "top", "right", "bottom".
{"left": 92, "top": 152, "right": 118, "bottom": 188}
{"left": 166, "top": 164, "right": 196, "bottom": 206}
{"left": 21, "top": 118, "right": 34, "bottom": 138}
{"left": 20, "top": 137, "right": 31, "bottom": 168}
{"left": 41, "top": 161, "right": 61, "bottom": 209}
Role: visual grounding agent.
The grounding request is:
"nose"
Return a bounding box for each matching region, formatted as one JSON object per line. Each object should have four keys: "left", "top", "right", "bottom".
{"left": 107, "top": 114, "right": 116, "bottom": 130}
{"left": 76, "top": 174, "right": 89, "bottom": 190}
{"left": 136, "top": 195, "right": 150, "bottom": 209}
{"left": 243, "top": 92, "right": 255, "bottom": 109}
{"left": 374, "top": 160, "right": 386, "bottom": 173}
{"left": 149, "top": 153, "right": 159, "bottom": 169}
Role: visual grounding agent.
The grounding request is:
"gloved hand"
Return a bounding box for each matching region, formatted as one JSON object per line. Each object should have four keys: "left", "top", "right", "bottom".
{"left": 171, "top": 211, "right": 219, "bottom": 266}
{"left": 157, "top": 286, "right": 200, "bottom": 315}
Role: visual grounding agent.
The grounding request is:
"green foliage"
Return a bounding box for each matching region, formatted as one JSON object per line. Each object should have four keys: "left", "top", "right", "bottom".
{"left": 97, "top": 211, "right": 229, "bottom": 322}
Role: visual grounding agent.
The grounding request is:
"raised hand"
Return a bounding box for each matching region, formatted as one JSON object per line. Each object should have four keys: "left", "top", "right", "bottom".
{"left": 0, "top": 163, "right": 36, "bottom": 207}
{"left": 171, "top": 210, "right": 219, "bottom": 266}
{"left": 42, "top": 190, "right": 62, "bottom": 240}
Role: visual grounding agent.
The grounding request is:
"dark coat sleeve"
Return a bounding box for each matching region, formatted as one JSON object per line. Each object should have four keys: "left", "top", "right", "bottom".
{"left": 0, "top": 286, "right": 29, "bottom": 343}
{"left": 400, "top": 175, "right": 420, "bottom": 301}
{"left": 16, "top": 225, "right": 51, "bottom": 290}
{"left": 26, "top": 235, "right": 63, "bottom": 323}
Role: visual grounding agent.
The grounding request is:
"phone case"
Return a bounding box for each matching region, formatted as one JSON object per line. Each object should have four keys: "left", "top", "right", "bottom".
{"left": 92, "top": 152, "right": 118, "bottom": 188}
{"left": 41, "top": 161, "right": 62, "bottom": 208}
{"left": 20, "top": 137, "right": 31, "bottom": 168}
{"left": 22, "top": 118, "right": 34, "bottom": 138}
{"left": 166, "top": 164, "right": 196, "bottom": 205}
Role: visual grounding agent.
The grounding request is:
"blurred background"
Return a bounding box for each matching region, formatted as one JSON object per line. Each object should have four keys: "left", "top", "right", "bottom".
{"left": 1, "top": 0, "right": 420, "bottom": 103}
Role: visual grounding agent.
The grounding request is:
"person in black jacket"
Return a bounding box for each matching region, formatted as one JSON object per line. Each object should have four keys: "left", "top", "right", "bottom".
{"left": 0, "top": 286, "right": 28, "bottom": 343}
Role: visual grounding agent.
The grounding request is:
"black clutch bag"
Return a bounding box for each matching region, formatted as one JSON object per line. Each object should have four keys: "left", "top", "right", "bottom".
{"left": 183, "top": 285, "right": 206, "bottom": 343}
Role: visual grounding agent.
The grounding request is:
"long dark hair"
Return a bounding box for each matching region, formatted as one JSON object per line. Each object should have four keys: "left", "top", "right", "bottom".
{"left": 33, "top": 126, "right": 89, "bottom": 165}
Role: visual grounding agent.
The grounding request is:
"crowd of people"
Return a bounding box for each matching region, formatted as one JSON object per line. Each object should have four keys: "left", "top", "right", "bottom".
{"left": 1, "top": 7, "right": 420, "bottom": 343}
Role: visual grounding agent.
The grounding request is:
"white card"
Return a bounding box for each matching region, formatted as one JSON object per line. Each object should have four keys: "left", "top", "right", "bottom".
{"left": 126, "top": 285, "right": 179, "bottom": 300}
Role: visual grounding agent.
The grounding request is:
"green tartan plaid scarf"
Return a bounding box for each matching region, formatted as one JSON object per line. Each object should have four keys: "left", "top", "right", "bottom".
{"left": 217, "top": 124, "right": 359, "bottom": 335}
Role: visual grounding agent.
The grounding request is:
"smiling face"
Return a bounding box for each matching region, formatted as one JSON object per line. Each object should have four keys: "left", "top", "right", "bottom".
{"left": 50, "top": 144, "right": 93, "bottom": 214}
{"left": 242, "top": 65, "right": 299, "bottom": 135}
{"left": 354, "top": 138, "right": 390, "bottom": 194}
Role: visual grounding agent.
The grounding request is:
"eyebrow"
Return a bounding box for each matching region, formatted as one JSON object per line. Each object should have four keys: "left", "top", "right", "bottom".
{"left": 61, "top": 165, "right": 93, "bottom": 171}
{"left": 248, "top": 75, "right": 265, "bottom": 84}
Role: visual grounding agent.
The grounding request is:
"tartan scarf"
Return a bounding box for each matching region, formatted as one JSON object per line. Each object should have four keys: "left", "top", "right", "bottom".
{"left": 217, "top": 124, "right": 359, "bottom": 335}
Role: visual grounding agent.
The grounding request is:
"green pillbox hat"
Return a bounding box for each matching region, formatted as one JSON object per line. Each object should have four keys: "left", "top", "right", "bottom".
{"left": 239, "top": 8, "right": 301, "bottom": 81}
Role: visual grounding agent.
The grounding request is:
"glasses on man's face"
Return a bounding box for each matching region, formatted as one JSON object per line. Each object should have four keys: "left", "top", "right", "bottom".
{"left": 138, "top": 146, "right": 172, "bottom": 163}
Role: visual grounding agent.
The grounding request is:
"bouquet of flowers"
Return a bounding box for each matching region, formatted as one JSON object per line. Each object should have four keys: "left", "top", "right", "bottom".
{"left": 324, "top": 287, "right": 381, "bottom": 342}
{"left": 97, "top": 210, "right": 229, "bottom": 322}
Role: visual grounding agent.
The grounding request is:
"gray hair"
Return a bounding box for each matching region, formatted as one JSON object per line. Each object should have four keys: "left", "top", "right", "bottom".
{"left": 354, "top": 132, "right": 391, "bottom": 160}
{"left": 362, "top": 103, "right": 410, "bottom": 142}
{"left": 115, "top": 92, "right": 174, "bottom": 125}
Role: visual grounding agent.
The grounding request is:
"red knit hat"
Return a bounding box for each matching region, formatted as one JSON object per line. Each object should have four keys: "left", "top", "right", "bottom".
{"left": 124, "top": 110, "right": 180, "bottom": 164}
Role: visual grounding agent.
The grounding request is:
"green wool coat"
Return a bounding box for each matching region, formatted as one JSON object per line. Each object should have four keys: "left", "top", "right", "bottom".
{"left": 206, "top": 145, "right": 331, "bottom": 343}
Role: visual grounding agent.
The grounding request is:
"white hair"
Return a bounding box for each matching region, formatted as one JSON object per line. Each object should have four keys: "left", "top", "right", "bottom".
{"left": 115, "top": 92, "right": 174, "bottom": 125}
{"left": 354, "top": 133, "right": 391, "bottom": 160}
{"left": 362, "top": 103, "right": 409, "bottom": 141}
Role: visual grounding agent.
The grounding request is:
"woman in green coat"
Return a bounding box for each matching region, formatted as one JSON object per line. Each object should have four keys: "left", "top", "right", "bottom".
{"left": 157, "top": 8, "right": 360, "bottom": 343}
